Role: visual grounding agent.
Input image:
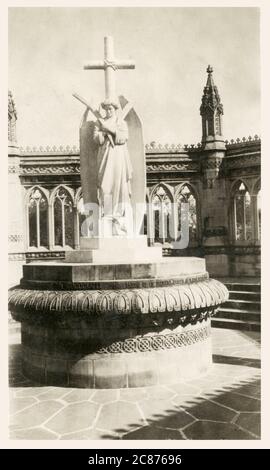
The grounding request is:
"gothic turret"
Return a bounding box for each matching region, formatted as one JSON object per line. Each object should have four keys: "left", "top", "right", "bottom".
{"left": 200, "top": 66, "right": 225, "bottom": 150}
{"left": 8, "top": 90, "right": 24, "bottom": 277}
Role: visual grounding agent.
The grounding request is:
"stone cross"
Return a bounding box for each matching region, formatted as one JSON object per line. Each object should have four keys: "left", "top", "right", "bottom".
{"left": 84, "top": 36, "right": 135, "bottom": 101}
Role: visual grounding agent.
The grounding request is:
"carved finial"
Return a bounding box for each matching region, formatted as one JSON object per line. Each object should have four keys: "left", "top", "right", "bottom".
{"left": 205, "top": 65, "right": 215, "bottom": 88}
{"left": 200, "top": 65, "right": 224, "bottom": 145}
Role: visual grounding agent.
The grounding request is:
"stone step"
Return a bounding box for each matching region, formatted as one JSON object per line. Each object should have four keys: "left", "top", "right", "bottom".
{"left": 218, "top": 282, "right": 262, "bottom": 332}
{"left": 229, "top": 290, "right": 261, "bottom": 301}
{"left": 211, "top": 317, "right": 261, "bottom": 332}
{"left": 223, "top": 299, "right": 261, "bottom": 312}
{"left": 223, "top": 282, "right": 261, "bottom": 293}
{"left": 216, "top": 307, "right": 260, "bottom": 323}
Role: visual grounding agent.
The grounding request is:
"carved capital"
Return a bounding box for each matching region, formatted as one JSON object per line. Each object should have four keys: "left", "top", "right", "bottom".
{"left": 202, "top": 157, "right": 223, "bottom": 170}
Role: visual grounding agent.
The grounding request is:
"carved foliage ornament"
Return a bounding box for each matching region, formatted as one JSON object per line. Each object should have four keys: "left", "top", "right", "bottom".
{"left": 200, "top": 86, "right": 223, "bottom": 116}
{"left": 202, "top": 158, "right": 223, "bottom": 170}
{"left": 21, "top": 165, "right": 80, "bottom": 175}
{"left": 8, "top": 279, "right": 229, "bottom": 320}
{"left": 147, "top": 162, "right": 199, "bottom": 172}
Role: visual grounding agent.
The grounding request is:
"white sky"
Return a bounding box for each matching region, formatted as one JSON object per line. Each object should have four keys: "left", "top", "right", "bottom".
{"left": 8, "top": 7, "right": 260, "bottom": 147}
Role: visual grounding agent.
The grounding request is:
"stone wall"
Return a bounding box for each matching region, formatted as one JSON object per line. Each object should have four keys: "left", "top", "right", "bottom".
{"left": 8, "top": 137, "right": 261, "bottom": 286}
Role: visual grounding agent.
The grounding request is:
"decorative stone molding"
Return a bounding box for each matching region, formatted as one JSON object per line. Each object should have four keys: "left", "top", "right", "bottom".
{"left": 20, "top": 145, "right": 80, "bottom": 155}
{"left": 163, "top": 245, "right": 260, "bottom": 256}
{"left": 203, "top": 226, "right": 228, "bottom": 238}
{"left": 18, "top": 155, "right": 260, "bottom": 180}
{"left": 202, "top": 245, "right": 261, "bottom": 256}
{"left": 20, "top": 316, "right": 214, "bottom": 387}
{"left": 163, "top": 246, "right": 203, "bottom": 257}
{"left": 145, "top": 143, "right": 202, "bottom": 153}
{"left": 20, "top": 142, "right": 203, "bottom": 156}
{"left": 9, "top": 279, "right": 228, "bottom": 323}
{"left": 21, "top": 272, "right": 210, "bottom": 291}
{"left": 202, "top": 158, "right": 223, "bottom": 170}
{"left": 18, "top": 137, "right": 260, "bottom": 157}
{"left": 21, "top": 164, "right": 80, "bottom": 175}
{"left": 25, "top": 251, "right": 65, "bottom": 260}
{"left": 8, "top": 234, "right": 24, "bottom": 243}
{"left": 89, "top": 324, "right": 211, "bottom": 354}
{"left": 145, "top": 143, "right": 183, "bottom": 152}
{"left": 225, "top": 135, "right": 260, "bottom": 148}
{"left": 8, "top": 253, "right": 26, "bottom": 261}
{"left": 21, "top": 161, "right": 200, "bottom": 175}
{"left": 232, "top": 245, "right": 261, "bottom": 256}
{"left": 8, "top": 165, "right": 19, "bottom": 174}
{"left": 226, "top": 154, "right": 261, "bottom": 169}
{"left": 147, "top": 162, "right": 199, "bottom": 172}
{"left": 201, "top": 154, "right": 224, "bottom": 189}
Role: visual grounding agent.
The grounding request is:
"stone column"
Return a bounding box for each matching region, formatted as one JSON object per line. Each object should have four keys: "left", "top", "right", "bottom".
{"left": 146, "top": 202, "right": 154, "bottom": 246}
{"left": 8, "top": 91, "right": 25, "bottom": 286}
{"left": 8, "top": 144, "right": 25, "bottom": 286}
{"left": 73, "top": 207, "right": 80, "bottom": 250}
{"left": 48, "top": 203, "right": 55, "bottom": 251}
{"left": 170, "top": 202, "right": 178, "bottom": 242}
{"left": 200, "top": 146, "right": 229, "bottom": 277}
{"left": 252, "top": 194, "right": 258, "bottom": 242}
{"left": 199, "top": 66, "right": 230, "bottom": 277}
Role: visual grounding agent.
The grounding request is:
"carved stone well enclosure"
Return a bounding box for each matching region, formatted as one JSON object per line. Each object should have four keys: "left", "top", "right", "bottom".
{"left": 9, "top": 257, "right": 228, "bottom": 388}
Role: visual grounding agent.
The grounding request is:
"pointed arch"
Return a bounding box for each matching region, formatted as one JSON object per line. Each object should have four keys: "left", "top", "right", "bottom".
{"left": 230, "top": 178, "right": 253, "bottom": 196}
{"left": 232, "top": 180, "right": 252, "bottom": 241}
{"left": 49, "top": 184, "right": 75, "bottom": 206}
{"left": 175, "top": 181, "right": 200, "bottom": 202}
{"left": 175, "top": 183, "right": 200, "bottom": 244}
{"left": 150, "top": 184, "right": 174, "bottom": 244}
{"left": 149, "top": 182, "right": 174, "bottom": 203}
{"left": 52, "top": 186, "right": 75, "bottom": 248}
{"left": 26, "top": 186, "right": 49, "bottom": 249}
{"left": 25, "top": 185, "right": 49, "bottom": 205}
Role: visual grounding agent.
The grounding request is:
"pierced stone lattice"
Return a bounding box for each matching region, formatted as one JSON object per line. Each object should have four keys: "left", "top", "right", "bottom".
{"left": 97, "top": 324, "right": 211, "bottom": 354}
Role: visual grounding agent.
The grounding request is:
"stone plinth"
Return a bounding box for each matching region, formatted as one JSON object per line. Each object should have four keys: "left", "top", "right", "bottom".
{"left": 9, "top": 257, "right": 229, "bottom": 388}
{"left": 65, "top": 236, "right": 162, "bottom": 264}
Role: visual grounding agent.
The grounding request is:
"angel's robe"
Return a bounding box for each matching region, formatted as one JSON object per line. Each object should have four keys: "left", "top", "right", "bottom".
{"left": 93, "top": 116, "right": 133, "bottom": 233}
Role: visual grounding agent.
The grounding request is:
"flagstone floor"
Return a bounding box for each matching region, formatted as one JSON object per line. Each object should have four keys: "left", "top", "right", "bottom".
{"left": 9, "top": 327, "right": 261, "bottom": 440}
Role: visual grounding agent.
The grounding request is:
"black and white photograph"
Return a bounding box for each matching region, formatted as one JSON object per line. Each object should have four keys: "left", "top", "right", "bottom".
{"left": 6, "top": 3, "right": 265, "bottom": 444}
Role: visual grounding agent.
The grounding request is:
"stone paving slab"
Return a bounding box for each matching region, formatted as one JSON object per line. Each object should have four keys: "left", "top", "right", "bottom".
{"left": 9, "top": 328, "right": 261, "bottom": 440}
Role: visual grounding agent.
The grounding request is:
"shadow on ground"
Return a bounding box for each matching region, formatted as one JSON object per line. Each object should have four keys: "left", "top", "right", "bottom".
{"left": 9, "top": 340, "right": 260, "bottom": 440}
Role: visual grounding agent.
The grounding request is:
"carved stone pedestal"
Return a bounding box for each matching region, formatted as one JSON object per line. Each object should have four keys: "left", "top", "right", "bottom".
{"left": 9, "top": 257, "right": 228, "bottom": 388}
{"left": 65, "top": 236, "right": 162, "bottom": 264}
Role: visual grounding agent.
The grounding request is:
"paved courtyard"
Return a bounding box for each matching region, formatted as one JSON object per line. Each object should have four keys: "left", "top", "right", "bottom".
{"left": 9, "top": 327, "right": 260, "bottom": 440}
